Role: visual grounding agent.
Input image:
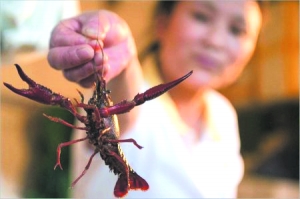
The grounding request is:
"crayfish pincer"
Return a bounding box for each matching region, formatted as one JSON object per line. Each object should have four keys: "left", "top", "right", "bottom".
{"left": 4, "top": 63, "right": 192, "bottom": 197}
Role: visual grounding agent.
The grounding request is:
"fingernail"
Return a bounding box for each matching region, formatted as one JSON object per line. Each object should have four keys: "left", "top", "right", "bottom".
{"left": 76, "top": 47, "right": 93, "bottom": 61}
{"left": 84, "top": 28, "right": 98, "bottom": 37}
{"left": 84, "top": 27, "right": 106, "bottom": 39}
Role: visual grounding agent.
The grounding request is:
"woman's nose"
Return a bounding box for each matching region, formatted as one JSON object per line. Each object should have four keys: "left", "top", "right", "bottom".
{"left": 203, "top": 23, "right": 228, "bottom": 51}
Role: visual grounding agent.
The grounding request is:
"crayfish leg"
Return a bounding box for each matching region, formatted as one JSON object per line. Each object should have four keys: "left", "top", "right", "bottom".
{"left": 107, "top": 138, "right": 144, "bottom": 149}
{"left": 71, "top": 150, "right": 98, "bottom": 188}
{"left": 54, "top": 137, "right": 88, "bottom": 170}
{"left": 76, "top": 103, "right": 101, "bottom": 122}
{"left": 43, "top": 114, "right": 88, "bottom": 130}
{"left": 76, "top": 89, "right": 85, "bottom": 103}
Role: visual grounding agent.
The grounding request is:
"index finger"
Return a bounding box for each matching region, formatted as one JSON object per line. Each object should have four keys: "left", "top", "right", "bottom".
{"left": 47, "top": 44, "right": 94, "bottom": 70}
{"left": 49, "top": 18, "right": 90, "bottom": 48}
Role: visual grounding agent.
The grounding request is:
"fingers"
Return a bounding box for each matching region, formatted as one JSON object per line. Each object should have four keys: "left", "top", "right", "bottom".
{"left": 78, "top": 76, "right": 96, "bottom": 88}
{"left": 64, "top": 64, "right": 110, "bottom": 88}
{"left": 48, "top": 11, "right": 126, "bottom": 71}
{"left": 50, "top": 18, "right": 89, "bottom": 48}
{"left": 48, "top": 16, "right": 97, "bottom": 71}
{"left": 62, "top": 54, "right": 109, "bottom": 83}
{"left": 48, "top": 44, "right": 94, "bottom": 70}
{"left": 48, "top": 10, "right": 137, "bottom": 88}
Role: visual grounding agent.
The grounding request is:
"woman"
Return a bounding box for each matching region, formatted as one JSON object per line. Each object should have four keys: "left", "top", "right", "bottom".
{"left": 48, "top": 1, "right": 263, "bottom": 198}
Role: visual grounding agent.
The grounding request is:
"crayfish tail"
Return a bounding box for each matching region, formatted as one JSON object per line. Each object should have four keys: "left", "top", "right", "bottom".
{"left": 114, "top": 174, "right": 129, "bottom": 198}
{"left": 114, "top": 171, "right": 149, "bottom": 198}
{"left": 129, "top": 171, "right": 149, "bottom": 191}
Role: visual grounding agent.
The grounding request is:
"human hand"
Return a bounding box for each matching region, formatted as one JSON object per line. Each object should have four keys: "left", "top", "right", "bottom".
{"left": 47, "top": 10, "right": 137, "bottom": 88}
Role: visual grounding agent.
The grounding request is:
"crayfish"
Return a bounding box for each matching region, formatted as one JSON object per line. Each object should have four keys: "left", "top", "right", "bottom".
{"left": 4, "top": 57, "right": 192, "bottom": 197}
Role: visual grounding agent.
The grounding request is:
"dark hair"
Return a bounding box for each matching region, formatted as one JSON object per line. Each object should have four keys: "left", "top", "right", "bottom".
{"left": 139, "top": 1, "right": 268, "bottom": 62}
{"left": 153, "top": 1, "right": 269, "bottom": 20}
{"left": 153, "top": 1, "right": 177, "bottom": 19}
{"left": 139, "top": 1, "right": 177, "bottom": 62}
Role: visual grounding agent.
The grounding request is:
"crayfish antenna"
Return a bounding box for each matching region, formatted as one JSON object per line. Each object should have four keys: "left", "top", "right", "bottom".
{"left": 91, "top": 11, "right": 105, "bottom": 87}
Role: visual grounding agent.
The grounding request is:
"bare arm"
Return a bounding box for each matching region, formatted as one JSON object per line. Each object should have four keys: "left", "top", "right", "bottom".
{"left": 108, "top": 57, "right": 143, "bottom": 133}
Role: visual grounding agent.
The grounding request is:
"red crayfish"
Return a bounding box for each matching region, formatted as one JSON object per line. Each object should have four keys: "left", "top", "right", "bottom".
{"left": 4, "top": 57, "right": 192, "bottom": 197}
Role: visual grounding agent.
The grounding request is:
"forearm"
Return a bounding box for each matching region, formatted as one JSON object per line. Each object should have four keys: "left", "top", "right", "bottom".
{"left": 107, "top": 56, "right": 143, "bottom": 134}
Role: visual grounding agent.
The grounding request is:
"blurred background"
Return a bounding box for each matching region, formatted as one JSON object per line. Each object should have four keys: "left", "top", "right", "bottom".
{"left": 1, "top": 1, "right": 298, "bottom": 198}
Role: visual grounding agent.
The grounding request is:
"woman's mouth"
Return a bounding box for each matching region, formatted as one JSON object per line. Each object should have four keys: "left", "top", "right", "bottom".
{"left": 194, "top": 54, "right": 221, "bottom": 72}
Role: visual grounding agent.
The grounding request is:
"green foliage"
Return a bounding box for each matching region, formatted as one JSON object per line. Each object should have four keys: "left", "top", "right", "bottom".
{"left": 22, "top": 107, "right": 75, "bottom": 198}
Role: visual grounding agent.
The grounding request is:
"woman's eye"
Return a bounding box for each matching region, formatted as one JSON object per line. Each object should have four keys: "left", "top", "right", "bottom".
{"left": 192, "top": 12, "right": 210, "bottom": 23}
{"left": 230, "top": 25, "right": 246, "bottom": 37}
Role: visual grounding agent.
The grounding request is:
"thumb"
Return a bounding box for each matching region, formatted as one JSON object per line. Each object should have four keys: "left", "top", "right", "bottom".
{"left": 81, "top": 10, "right": 131, "bottom": 48}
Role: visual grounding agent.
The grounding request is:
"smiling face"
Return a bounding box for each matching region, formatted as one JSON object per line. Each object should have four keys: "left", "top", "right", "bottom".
{"left": 157, "top": 1, "right": 262, "bottom": 90}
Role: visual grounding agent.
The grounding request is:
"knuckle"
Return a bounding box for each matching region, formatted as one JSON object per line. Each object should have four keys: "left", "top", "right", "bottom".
{"left": 66, "top": 49, "right": 77, "bottom": 66}
{"left": 61, "top": 48, "right": 79, "bottom": 68}
{"left": 79, "top": 75, "right": 94, "bottom": 88}
{"left": 47, "top": 51, "right": 59, "bottom": 70}
{"left": 49, "top": 23, "right": 65, "bottom": 48}
{"left": 62, "top": 62, "right": 94, "bottom": 83}
{"left": 63, "top": 70, "right": 75, "bottom": 82}
{"left": 75, "top": 46, "right": 94, "bottom": 63}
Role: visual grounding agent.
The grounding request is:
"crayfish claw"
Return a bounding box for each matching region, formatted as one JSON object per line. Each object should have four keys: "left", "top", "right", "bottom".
{"left": 4, "top": 64, "right": 53, "bottom": 103}
{"left": 3, "top": 82, "right": 27, "bottom": 96}
{"left": 14, "top": 64, "right": 36, "bottom": 87}
{"left": 134, "top": 70, "right": 193, "bottom": 105}
{"left": 3, "top": 64, "right": 75, "bottom": 111}
{"left": 3, "top": 64, "right": 39, "bottom": 97}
